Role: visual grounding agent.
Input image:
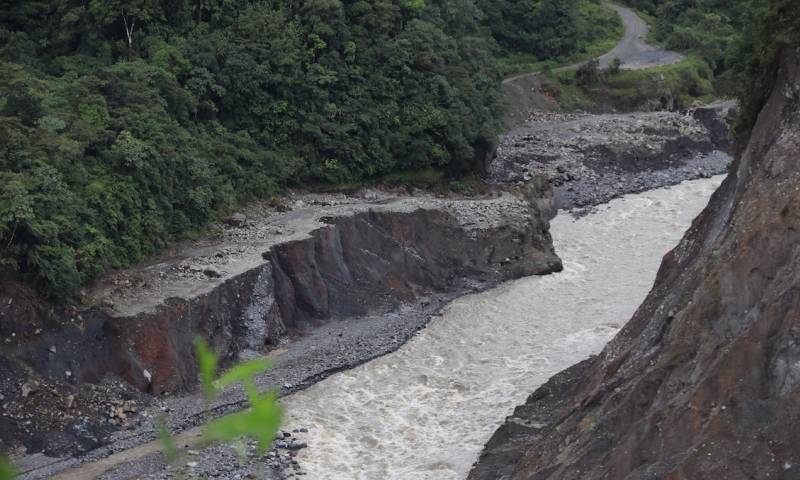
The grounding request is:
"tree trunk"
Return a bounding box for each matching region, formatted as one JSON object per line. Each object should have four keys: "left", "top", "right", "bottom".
{"left": 122, "top": 11, "right": 135, "bottom": 50}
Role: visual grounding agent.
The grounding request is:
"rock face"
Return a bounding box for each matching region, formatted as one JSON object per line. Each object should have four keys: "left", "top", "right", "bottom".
{"left": 469, "top": 50, "right": 800, "bottom": 479}
{"left": 0, "top": 190, "right": 560, "bottom": 456}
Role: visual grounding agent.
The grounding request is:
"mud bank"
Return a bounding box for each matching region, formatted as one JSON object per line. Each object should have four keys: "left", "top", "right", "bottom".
{"left": 469, "top": 47, "right": 800, "bottom": 480}
{"left": 1, "top": 188, "right": 561, "bottom": 464}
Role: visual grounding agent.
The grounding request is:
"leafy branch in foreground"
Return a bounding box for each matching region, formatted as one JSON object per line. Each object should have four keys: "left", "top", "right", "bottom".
{"left": 0, "top": 456, "right": 15, "bottom": 480}
{"left": 195, "top": 338, "right": 282, "bottom": 453}
{"left": 157, "top": 339, "right": 282, "bottom": 469}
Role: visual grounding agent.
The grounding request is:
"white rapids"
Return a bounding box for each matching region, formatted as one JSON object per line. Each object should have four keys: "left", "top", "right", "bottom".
{"left": 281, "top": 176, "right": 724, "bottom": 480}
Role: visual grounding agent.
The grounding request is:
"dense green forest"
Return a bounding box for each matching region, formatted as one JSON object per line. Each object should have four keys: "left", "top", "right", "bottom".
{"left": 0, "top": 0, "right": 615, "bottom": 300}
{"left": 477, "top": 0, "right": 622, "bottom": 74}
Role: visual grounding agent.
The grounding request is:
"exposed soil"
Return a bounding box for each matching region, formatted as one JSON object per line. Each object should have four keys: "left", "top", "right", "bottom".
{"left": 1, "top": 5, "right": 737, "bottom": 478}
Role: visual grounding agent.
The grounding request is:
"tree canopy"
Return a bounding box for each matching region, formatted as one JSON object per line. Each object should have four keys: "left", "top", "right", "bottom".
{"left": 0, "top": 0, "right": 614, "bottom": 300}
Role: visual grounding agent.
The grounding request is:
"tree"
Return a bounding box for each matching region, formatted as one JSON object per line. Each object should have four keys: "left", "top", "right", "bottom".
{"left": 609, "top": 57, "right": 622, "bottom": 75}
{"left": 577, "top": 59, "right": 601, "bottom": 86}
{"left": 88, "top": 0, "right": 163, "bottom": 50}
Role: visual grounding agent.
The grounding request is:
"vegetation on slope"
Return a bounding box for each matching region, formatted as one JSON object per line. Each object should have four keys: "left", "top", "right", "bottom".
{"left": 547, "top": 55, "right": 715, "bottom": 111}
{"left": 480, "top": 0, "right": 624, "bottom": 76}
{"left": 545, "top": 0, "right": 796, "bottom": 114}
{"left": 0, "top": 0, "right": 616, "bottom": 301}
{"left": 620, "top": 0, "right": 746, "bottom": 78}
{"left": 617, "top": 0, "right": 798, "bottom": 99}
{"left": 727, "top": 0, "right": 800, "bottom": 140}
{"left": 621, "top": 0, "right": 799, "bottom": 131}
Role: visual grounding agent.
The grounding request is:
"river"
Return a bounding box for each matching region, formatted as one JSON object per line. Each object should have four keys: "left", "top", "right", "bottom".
{"left": 281, "top": 176, "right": 724, "bottom": 479}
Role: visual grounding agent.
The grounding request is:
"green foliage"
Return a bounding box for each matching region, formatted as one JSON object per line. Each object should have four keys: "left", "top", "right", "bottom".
{"left": 204, "top": 386, "right": 282, "bottom": 454}
{"left": 0, "top": 456, "right": 14, "bottom": 480}
{"left": 620, "top": 0, "right": 800, "bottom": 140}
{"left": 609, "top": 58, "right": 622, "bottom": 75}
{"left": 552, "top": 56, "right": 714, "bottom": 111}
{"left": 216, "top": 358, "right": 274, "bottom": 390}
{"left": 192, "top": 337, "right": 281, "bottom": 454}
{"left": 0, "top": 0, "right": 506, "bottom": 299}
{"left": 157, "top": 339, "right": 281, "bottom": 467}
{"left": 576, "top": 59, "right": 601, "bottom": 86}
{"left": 195, "top": 338, "right": 219, "bottom": 402}
{"left": 155, "top": 420, "right": 179, "bottom": 465}
{"left": 619, "top": 0, "right": 748, "bottom": 79}
{"left": 727, "top": 0, "right": 800, "bottom": 140}
{"left": 488, "top": 0, "right": 624, "bottom": 76}
{"left": 0, "top": 0, "right": 627, "bottom": 300}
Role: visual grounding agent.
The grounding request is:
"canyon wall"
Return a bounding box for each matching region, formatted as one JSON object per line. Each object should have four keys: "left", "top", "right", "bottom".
{"left": 469, "top": 48, "right": 800, "bottom": 480}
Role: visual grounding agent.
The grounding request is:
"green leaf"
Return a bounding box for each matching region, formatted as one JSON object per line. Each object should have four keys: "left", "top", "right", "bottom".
{"left": 155, "top": 420, "right": 179, "bottom": 465}
{"left": 203, "top": 390, "right": 282, "bottom": 454}
{"left": 0, "top": 455, "right": 16, "bottom": 480}
{"left": 194, "top": 338, "right": 218, "bottom": 401}
{"left": 215, "top": 358, "right": 272, "bottom": 390}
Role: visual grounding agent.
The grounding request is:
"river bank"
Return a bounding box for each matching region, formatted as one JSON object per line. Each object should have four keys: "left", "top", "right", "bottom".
{"left": 3, "top": 3, "right": 736, "bottom": 477}
{"left": 7, "top": 72, "right": 736, "bottom": 480}
{"left": 493, "top": 102, "right": 735, "bottom": 214}
{"left": 38, "top": 176, "right": 726, "bottom": 480}
{"left": 11, "top": 115, "right": 732, "bottom": 479}
{"left": 276, "top": 176, "right": 724, "bottom": 480}
{"left": 7, "top": 186, "right": 562, "bottom": 477}
{"left": 16, "top": 106, "right": 733, "bottom": 478}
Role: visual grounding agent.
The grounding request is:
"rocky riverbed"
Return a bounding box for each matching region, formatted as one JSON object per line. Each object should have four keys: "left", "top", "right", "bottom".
{"left": 490, "top": 102, "right": 735, "bottom": 214}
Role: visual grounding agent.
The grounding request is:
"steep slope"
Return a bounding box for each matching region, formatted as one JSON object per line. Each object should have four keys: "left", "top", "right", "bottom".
{"left": 469, "top": 47, "right": 800, "bottom": 480}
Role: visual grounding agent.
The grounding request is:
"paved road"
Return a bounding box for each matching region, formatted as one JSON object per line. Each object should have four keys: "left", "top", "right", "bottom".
{"left": 503, "top": 3, "right": 683, "bottom": 84}
{"left": 597, "top": 3, "right": 683, "bottom": 69}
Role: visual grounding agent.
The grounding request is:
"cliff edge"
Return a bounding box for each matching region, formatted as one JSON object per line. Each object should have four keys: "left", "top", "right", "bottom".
{"left": 469, "top": 47, "right": 800, "bottom": 480}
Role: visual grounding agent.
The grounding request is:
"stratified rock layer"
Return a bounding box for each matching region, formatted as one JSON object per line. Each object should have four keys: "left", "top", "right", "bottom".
{"left": 0, "top": 190, "right": 560, "bottom": 456}
{"left": 469, "top": 49, "right": 800, "bottom": 480}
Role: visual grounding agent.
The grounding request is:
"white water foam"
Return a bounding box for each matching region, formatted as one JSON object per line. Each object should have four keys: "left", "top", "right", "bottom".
{"left": 281, "top": 176, "right": 724, "bottom": 479}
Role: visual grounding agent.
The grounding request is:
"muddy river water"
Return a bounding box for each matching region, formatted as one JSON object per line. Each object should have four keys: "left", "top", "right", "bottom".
{"left": 281, "top": 176, "right": 724, "bottom": 479}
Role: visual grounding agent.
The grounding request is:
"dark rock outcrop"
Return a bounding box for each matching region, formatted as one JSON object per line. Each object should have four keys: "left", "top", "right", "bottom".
{"left": 469, "top": 48, "right": 800, "bottom": 480}
{"left": 0, "top": 193, "right": 560, "bottom": 456}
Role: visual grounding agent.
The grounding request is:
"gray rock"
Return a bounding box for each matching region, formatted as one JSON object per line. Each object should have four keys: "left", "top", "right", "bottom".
{"left": 226, "top": 213, "right": 248, "bottom": 227}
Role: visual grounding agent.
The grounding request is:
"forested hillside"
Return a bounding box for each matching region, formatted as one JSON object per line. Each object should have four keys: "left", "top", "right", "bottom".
{"left": 0, "top": 0, "right": 613, "bottom": 300}
{"left": 618, "top": 0, "right": 796, "bottom": 133}
{"left": 618, "top": 0, "right": 760, "bottom": 85}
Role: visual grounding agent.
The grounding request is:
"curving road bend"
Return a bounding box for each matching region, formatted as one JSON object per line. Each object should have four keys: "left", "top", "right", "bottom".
{"left": 597, "top": 3, "right": 683, "bottom": 70}
{"left": 503, "top": 2, "right": 683, "bottom": 85}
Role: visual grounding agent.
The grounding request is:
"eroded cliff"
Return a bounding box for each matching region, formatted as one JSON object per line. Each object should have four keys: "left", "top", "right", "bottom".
{"left": 0, "top": 189, "right": 561, "bottom": 457}
{"left": 469, "top": 48, "right": 800, "bottom": 480}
